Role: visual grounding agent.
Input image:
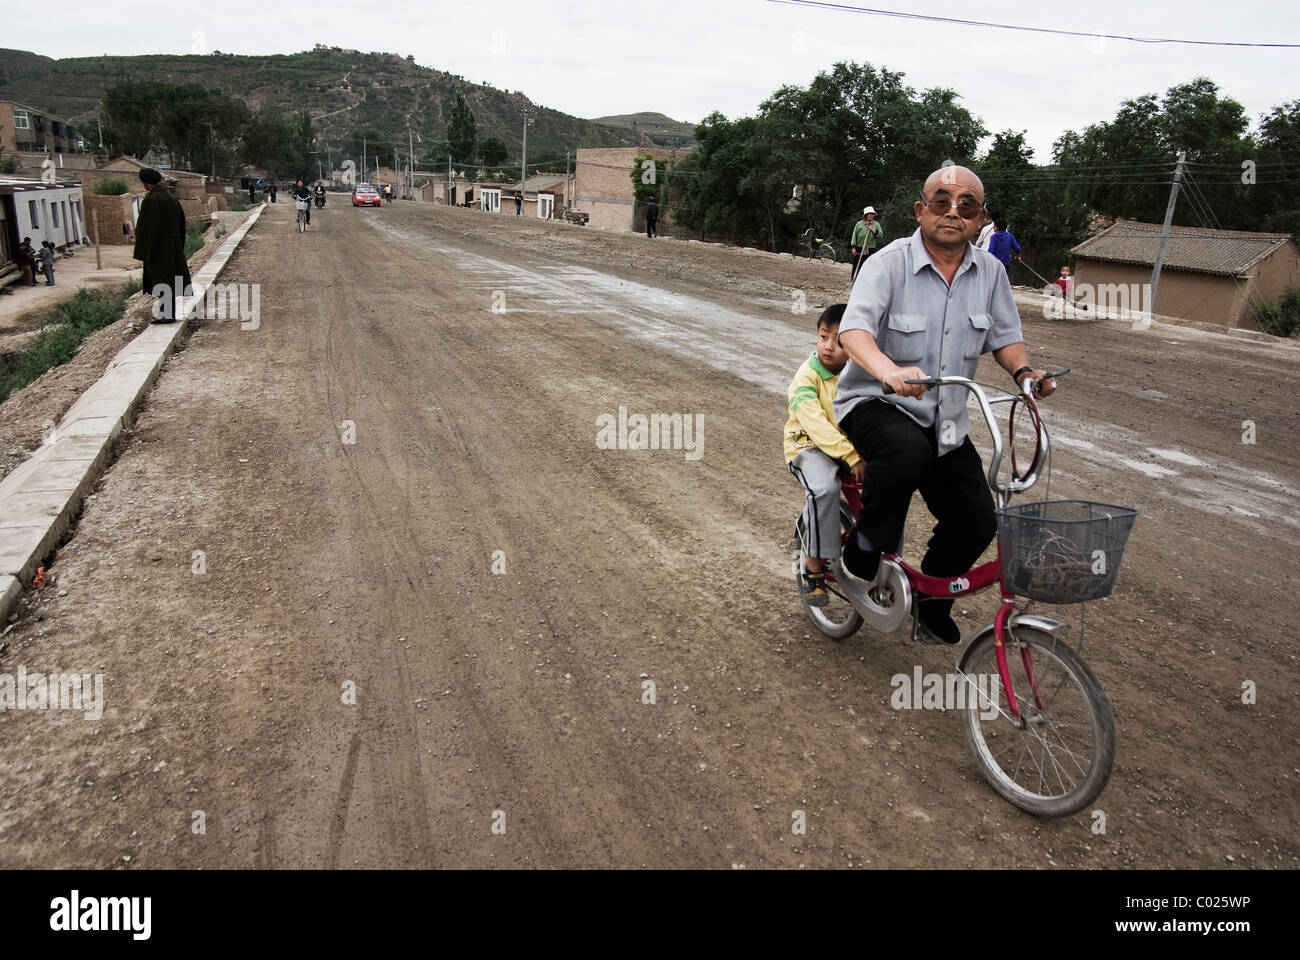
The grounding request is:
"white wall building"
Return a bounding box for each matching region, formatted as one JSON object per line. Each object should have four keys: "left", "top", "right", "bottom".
{"left": 0, "top": 177, "right": 89, "bottom": 256}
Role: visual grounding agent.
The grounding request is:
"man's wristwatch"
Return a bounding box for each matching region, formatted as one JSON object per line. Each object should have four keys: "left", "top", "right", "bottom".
{"left": 1012, "top": 365, "right": 1034, "bottom": 385}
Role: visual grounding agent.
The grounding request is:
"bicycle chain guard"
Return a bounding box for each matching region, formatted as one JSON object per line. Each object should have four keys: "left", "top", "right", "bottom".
{"left": 832, "top": 556, "right": 912, "bottom": 634}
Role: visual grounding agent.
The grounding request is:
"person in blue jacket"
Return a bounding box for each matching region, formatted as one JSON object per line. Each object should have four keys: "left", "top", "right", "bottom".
{"left": 987, "top": 218, "right": 1021, "bottom": 272}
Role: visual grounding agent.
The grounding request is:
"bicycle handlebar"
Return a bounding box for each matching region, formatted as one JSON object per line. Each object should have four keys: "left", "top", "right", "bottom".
{"left": 879, "top": 372, "right": 1070, "bottom": 499}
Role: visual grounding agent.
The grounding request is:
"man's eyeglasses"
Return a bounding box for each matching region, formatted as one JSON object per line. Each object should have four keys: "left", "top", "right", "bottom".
{"left": 918, "top": 195, "right": 985, "bottom": 219}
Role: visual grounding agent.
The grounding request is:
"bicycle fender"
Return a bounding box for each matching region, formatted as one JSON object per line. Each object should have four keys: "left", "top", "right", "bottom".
{"left": 956, "top": 614, "right": 1064, "bottom": 672}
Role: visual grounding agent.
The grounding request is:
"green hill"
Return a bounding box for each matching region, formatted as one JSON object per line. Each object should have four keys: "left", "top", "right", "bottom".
{"left": 0, "top": 46, "right": 639, "bottom": 165}
{"left": 591, "top": 111, "right": 696, "bottom": 148}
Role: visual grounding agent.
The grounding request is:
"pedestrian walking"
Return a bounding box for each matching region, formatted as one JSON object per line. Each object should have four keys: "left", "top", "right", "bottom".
{"left": 646, "top": 198, "right": 659, "bottom": 238}
{"left": 515, "top": 192, "right": 522, "bottom": 215}
{"left": 133, "top": 168, "right": 192, "bottom": 324}
{"left": 269, "top": 181, "right": 277, "bottom": 203}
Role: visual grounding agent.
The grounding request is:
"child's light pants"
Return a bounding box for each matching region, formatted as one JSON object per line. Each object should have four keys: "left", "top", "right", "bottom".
{"left": 789, "top": 448, "right": 845, "bottom": 561}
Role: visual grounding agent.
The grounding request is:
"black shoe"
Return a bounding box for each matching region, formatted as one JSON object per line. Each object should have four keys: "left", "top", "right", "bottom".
{"left": 150, "top": 317, "right": 177, "bottom": 324}
{"left": 841, "top": 528, "right": 880, "bottom": 582}
{"left": 915, "top": 598, "right": 961, "bottom": 645}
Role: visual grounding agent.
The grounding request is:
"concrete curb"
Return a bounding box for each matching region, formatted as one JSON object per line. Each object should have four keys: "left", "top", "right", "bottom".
{"left": 0, "top": 203, "right": 268, "bottom": 623}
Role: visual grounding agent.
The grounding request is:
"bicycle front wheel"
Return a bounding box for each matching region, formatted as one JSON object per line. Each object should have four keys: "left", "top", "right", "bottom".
{"left": 959, "top": 626, "right": 1114, "bottom": 817}
{"left": 816, "top": 243, "right": 837, "bottom": 262}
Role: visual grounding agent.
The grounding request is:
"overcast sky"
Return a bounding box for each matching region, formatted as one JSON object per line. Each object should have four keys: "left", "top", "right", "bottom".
{"left": 23, "top": 0, "right": 1300, "bottom": 161}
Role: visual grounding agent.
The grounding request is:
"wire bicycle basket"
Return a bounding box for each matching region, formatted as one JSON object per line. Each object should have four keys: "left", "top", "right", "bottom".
{"left": 997, "top": 500, "right": 1138, "bottom": 604}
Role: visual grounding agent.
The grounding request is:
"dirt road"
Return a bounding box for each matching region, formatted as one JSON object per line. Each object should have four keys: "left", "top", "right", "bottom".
{"left": 1, "top": 199, "right": 1295, "bottom": 869}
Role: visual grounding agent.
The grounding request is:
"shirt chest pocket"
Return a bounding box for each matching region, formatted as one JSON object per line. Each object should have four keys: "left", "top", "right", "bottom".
{"left": 964, "top": 313, "right": 991, "bottom": 359}
{"left": 886, "top": 313, "right": 927, "bottom": 362}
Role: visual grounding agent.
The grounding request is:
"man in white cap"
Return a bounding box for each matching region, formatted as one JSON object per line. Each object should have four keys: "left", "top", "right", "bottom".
{"left": 849, "top": 206, "right": 884, "bottom": 282}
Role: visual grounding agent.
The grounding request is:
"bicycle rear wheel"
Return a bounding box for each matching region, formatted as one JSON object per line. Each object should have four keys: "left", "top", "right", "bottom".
{"left": 794, "top": 506, "right": 863, "bottom": 640}
{"left": 816, "top": 243, "right": 837, "bottom": 262}
{"left": 959, "top": 626, "right": 1114, "bottom": 817}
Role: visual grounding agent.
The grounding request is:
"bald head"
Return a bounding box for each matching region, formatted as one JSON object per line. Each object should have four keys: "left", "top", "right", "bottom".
{"left": 922, "top": 165, "right": 984, "bottom": 202}
{"left": 914, "top": 164, "right": 988, "bottom": 254}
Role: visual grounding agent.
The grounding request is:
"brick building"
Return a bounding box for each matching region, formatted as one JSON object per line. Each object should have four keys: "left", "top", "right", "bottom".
{"left": 572, "top": 147, "right": 686, "bottom": 233}
{"left": 0, "top": 100, "right": 88, "bottom": 156}
{"left": 1070, "top": 220, "right": 1300, "bottom": 329}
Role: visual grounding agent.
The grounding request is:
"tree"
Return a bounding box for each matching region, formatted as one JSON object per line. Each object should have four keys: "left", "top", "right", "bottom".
{"left": 158, "top": 84, "right": 249, "bottom": 176}
{"left": 479, "top": 135, "right": 508, "bottom": 166}
{"left": 1253, "top": 100, "right": 1300, "bottom": 235}
{"left": 1054, "top": 78, "right": 1257, "bottom": 232}
{"left": 100, "top": 79, "right": 169, "bottom": 158}
{"left": 675, "top": 62, "right": 985, "bottom": 251}
{"left": 243, "top": 111, "right": 299, "bottom": 178}
{"left": 447, "top": 93, "right": 477, "bottom": 163}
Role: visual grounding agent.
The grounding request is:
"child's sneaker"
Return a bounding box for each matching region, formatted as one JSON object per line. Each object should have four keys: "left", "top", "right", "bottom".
{"left": 800, "top": 567, "right": 830, "bottom": 607}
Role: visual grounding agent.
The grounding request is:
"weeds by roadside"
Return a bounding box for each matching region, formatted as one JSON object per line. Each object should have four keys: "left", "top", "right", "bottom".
{"left": 0, "top": 282, "right": 142, "bottom": 404}
{"left": 184, "top": 221, "right": 211, "bottom": 259}
{"left": 1253, "top": 286, "right": 1300, "bottom": 338}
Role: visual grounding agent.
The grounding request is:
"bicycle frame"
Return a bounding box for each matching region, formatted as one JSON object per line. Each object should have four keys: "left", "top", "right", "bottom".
{"left": 833, "top": 376, "right": 1057, "bottom": 725}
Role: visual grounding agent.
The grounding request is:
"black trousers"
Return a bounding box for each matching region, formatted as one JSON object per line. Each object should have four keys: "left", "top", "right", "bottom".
{"left": 840, "top": 400, "right": 996, "bottom": 615}
{"left": 849, "top": 246, "right": 873, "bottom": 281}
{"left": 647, "top": 215, "right": 657, "bottom": 238}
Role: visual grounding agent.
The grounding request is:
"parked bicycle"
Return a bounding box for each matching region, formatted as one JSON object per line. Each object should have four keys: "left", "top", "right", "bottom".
{"left": 793, "top": 372, "right": 1136, "bottom": 817}
{"left": 798, "top": 228, "right": 837, "bottom": 262}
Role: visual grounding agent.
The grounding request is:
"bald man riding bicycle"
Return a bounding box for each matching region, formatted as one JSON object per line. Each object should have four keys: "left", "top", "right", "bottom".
{"left": 833, "top": 164, "right": 1056, "bottom": 645}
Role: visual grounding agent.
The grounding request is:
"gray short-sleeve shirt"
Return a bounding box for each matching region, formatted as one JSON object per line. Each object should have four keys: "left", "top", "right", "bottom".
{"left": 833, "top": 227, "right": 1024, "bottom": 455}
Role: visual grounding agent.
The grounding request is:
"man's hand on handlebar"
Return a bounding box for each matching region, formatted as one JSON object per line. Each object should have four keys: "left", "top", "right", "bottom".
{"left": 1017, "top": 368, "right": 1065, "bottom": 398}
{"left": 850, "top": 458, "right": 867, "bottom": 484}
{"left": 882, "top": 365, "right": 929, "bottom": 398}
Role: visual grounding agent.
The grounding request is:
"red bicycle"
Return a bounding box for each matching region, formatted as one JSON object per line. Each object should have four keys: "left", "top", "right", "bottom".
{"left": 794, "top": 374, "right": 1136, "bottom": 817}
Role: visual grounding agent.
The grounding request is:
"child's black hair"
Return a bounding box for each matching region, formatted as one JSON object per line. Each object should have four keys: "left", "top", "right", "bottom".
{"left": 817, "top": 303, "right": 848, "bottom": 330}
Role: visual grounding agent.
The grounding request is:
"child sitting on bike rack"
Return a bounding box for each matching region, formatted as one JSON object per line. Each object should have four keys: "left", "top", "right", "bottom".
{"left": 785, "top": 304, "right": 866, "bottom": 606}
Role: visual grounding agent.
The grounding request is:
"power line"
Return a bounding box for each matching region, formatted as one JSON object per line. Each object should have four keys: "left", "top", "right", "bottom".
{"left": 763, "top": 0, "right": 1300, "bottom": 48}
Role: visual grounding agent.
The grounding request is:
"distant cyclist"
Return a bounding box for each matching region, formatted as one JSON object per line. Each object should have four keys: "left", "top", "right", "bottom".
{"left": 291, "top": 178, "right": 312, "bottom": 225}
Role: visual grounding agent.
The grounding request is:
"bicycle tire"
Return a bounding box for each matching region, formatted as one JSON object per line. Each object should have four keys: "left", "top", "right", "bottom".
{"left": 816, "top": 243, "right": 837, "bottom": 262}
{"left": 795, "top": 506, "right": 863, "bottom": 640}
{"left": 959, "top": 626, "right": 1114, "bottom": 817}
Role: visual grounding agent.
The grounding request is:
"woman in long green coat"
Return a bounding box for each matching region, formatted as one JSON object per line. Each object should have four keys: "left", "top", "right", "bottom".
{"left": 133, "top": 168, "right": 192, "bottom": 323}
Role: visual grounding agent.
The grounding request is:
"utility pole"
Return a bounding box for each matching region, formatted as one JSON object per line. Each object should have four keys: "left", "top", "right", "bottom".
{"left": 520, "top": 109, "right": 534, "bottom": 214}
{"left": 408, "top": 126, "right": 415, "bottom": 199}
{"left": 362, "top": 137, "right": 367, "bottom": 182}
{"left": 1150, "top": 150, "right": 1186, "bottom": 314}
{"left": 565, "top": 150, "right": 570, "bottom": 211}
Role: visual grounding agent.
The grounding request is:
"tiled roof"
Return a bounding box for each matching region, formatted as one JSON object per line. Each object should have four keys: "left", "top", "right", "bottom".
{"left": 1071, "top": 220, "right": 1294, "bottom": 277}
{"left": 509, "top": 174, "right": 567, "bottom": 192}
